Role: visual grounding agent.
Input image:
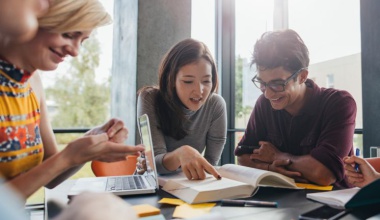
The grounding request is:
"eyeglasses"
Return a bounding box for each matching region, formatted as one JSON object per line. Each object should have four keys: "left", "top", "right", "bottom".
{"left": 251, "top": 68, "right": 305, "bottom": 92}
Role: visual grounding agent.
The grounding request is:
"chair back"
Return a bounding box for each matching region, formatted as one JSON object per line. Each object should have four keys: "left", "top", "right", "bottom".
{"left": 91, "top": 155, "right": 137, "bottom": 177}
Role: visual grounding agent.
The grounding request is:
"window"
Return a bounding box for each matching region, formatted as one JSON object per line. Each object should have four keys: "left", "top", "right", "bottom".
{"left": 288, "top": 0, "right": 362, "bottom": 150}
{"left": 228, "top": 0, "right": 362, "bottom": 163}
{"left": 288, "top": 0, "right": 362, "bottom": 128}
{"left": 326, "top": 74, "right": 335, "bottom": 88}
{"left": 235, "top": 1, "right": 274, "bottom": 146}
{"left": 233, "top": 0, "right": 362, "bottom": 130}
{"left": 40, "top": 0, "right": 114, "bottom": 130}
{"left": 191, "top": 0, "right": 216, "bottom": 57}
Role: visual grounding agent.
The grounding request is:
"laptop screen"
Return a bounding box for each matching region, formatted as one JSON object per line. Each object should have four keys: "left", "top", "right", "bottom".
{"left": 137, "top": 114, "right": 158, "bottom": 188}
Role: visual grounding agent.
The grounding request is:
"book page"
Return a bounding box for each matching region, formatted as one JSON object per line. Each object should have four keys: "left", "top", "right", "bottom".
{"left": 163, "top": 176, "right": 249, "bottom": 192}
{"left": 158, "top": 172, "right": 187, "bottom": 187}
{"left": 218, "top": 164, "right": 297, "bottom": 188}
{"left": 162, "top": 176, "right": 255, "bottom": 204}
{"left": 306, "top": 188, "right": 359, "bottom": 208}
{"left": 218, "top": 164, "right": 269, "bottom": 187}
{"left": 258, "top": 174, "right": 298, "bottom": 188}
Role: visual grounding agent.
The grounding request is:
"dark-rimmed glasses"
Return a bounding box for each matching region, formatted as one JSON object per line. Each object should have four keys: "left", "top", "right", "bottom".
{"left": 251, "top": 68, "right": 305, "bottom": 92}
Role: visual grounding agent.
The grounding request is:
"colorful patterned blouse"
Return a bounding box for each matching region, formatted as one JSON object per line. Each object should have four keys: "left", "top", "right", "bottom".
{"left": 0, "top": 59, "right": 43, "bottom": 179}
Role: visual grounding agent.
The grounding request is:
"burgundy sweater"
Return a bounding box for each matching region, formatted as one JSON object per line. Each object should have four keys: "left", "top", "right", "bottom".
{"left": 237, "top": 79, "right": 357, "bottom": 188}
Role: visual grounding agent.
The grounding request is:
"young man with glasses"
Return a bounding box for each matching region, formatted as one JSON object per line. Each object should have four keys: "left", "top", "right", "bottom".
{"left": 235, "top": 29, "right": 357, "bottom": 188}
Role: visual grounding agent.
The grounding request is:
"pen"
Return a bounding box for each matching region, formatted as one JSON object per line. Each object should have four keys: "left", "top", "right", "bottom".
{"left": 355, "top": 148, "right": 360, "bottom": 172}
{"left": 221, "top": 199, "right": 278, "bottom": 208}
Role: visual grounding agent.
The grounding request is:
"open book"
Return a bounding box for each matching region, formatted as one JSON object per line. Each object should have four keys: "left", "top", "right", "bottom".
{"left": 158, "top": 164, "right": 300, "bottom": 204}
{"left": 306, "top": 178, "right": 380, "bottom": 209}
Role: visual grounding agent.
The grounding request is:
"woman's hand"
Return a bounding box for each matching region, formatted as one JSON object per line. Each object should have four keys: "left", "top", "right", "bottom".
{"left": 86, "top": 118, "right": 128, "bottom": 143}
{"left": 343, "top": 155, "right": 380, "bottom": 188}
{"left": 175, "top": 145, "right": 221, "bottom": 180}
{"left": 62, "top": 133, "right": 145, "bottom": 166}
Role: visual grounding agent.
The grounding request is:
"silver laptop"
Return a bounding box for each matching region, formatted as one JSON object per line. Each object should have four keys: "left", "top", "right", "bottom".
{"left": 68, "top": 114, "right": 159, "bottom": 196}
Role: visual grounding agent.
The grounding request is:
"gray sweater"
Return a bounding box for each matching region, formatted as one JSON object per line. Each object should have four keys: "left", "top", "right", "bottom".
{"left": 137, "top": 88, "right": 227, "bottom": 174}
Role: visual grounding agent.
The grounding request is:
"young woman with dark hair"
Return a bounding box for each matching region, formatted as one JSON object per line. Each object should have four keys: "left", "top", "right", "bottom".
{"left": 137, "top": 38, "right": 227, "bottom": 180}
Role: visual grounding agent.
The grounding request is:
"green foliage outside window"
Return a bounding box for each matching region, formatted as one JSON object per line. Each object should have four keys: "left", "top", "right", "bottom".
{"left": 235, "top": 56, "right": 253, "bottom": 127}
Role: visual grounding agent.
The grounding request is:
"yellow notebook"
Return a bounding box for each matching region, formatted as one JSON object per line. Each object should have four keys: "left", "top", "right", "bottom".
{"left": 132, "top": 204, "right": 161, "bottom": 217}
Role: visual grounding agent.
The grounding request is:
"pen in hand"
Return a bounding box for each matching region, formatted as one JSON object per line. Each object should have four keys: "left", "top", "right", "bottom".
{"left": 355, "top": 148, "right": 360, "bottom": 172}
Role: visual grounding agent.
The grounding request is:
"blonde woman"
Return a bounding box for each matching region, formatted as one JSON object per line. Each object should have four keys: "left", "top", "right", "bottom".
{"left": 0, "top": 0, "right": 144, "bottom": 199}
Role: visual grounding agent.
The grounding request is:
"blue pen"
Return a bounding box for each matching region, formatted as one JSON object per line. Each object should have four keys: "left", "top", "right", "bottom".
{"left": 355, "top": 148, "right": 360, "bottom": 172}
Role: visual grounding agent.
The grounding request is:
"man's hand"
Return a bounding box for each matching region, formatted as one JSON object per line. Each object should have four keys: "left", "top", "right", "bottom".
{"left": 238, "top": 155, "right": 301, "bottom": 178}
{"left": 269, "top": 159, "right": 302, "bottom": 178}
{"left": 237, "top": 154, "right": 271, "bottom": 170}
{"left": 249, "top": 141, "right": 280, "bottom": 163}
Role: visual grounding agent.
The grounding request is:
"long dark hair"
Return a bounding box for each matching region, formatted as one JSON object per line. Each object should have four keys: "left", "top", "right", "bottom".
{"left": 156, "top": 38, "right": 218, "bottom": 140}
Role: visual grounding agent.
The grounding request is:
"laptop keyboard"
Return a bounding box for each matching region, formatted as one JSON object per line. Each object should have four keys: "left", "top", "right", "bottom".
{"left": 106, "top": 176, "right": 148, "bottom": 191}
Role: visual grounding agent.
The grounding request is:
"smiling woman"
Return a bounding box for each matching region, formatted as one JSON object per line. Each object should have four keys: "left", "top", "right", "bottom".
{"left": 38, "top": 0, "right": 114, "bottom": 128}
{"left": 175, "top": 58, "right": 213, "bottom": 111}
{"left": 0, "top": 0, "right": 110, "bottom": 73}
{"left": 137, "top": 38, "right": 227, "bottom": 181}
{"left": 0, "top": 0, "right": 144, "bottom": 201}
{"left": 9, "top": 29, "right": 92, "bottom": 71}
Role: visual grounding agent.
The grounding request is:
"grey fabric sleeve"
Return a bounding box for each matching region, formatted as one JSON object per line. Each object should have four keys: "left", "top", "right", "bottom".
{"left": 203, "top": 94, "right": 227, "bottom": 165}
{"left": 137, "top": 89, "right": 227, "bottom": 174}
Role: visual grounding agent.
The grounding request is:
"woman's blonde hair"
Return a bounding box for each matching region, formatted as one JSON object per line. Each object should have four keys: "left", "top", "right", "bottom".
{"left": 38, "top": 0, "right": 111, "bottom": 33}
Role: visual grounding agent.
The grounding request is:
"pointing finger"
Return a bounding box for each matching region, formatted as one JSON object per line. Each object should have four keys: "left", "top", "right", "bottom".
{"left": 202, "top": 161, "right": 221, "bottom": 180}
